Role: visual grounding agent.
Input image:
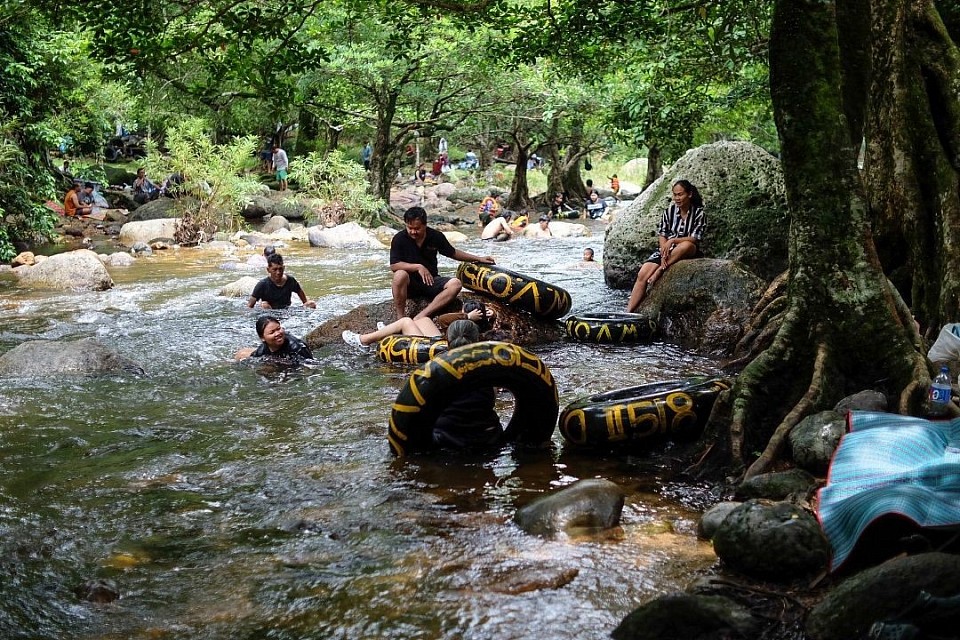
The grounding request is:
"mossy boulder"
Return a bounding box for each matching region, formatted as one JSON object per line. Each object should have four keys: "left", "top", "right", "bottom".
{"left": 604, "top": 141, "right": 788, "bottom": 288}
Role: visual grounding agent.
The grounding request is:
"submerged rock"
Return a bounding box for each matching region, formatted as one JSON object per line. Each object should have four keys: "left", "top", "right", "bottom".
{"left": 0, "top": 338, "right": 144, "bottom": 376}
{"left": 119, "top": 218, "right": 180, "bottom": 247}
{"left": 735, "top": 468, "right": 819, "bottom": 500}
{"left": 219, "top": 276, "right": 259, "bottom": 298}
{"left": 514, "top": 478, "right": 625, "bottom": 537}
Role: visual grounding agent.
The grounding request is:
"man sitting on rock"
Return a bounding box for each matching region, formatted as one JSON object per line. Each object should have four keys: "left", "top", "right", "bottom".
{"left": 390, "top": 206, "right": 495, "bottom": 320}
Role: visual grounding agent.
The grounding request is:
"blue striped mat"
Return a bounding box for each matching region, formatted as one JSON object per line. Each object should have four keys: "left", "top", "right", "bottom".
{"left": 817, "top": 411, "right": 960, "bottom": 570}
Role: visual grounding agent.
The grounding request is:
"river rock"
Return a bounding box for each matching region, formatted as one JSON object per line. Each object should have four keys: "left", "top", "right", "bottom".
{"left": 806, "top": 553, "right": 960, "bottom": 640}
{"left": 101, "top": 252, "right": 136, "bottom": 267}
{"left": 14, "top": 249, "right": 113, "bottom": 291}
{"left": 834, "top": 389, "right": 888, "bottom": 414}
{"left": 119, "top": 219, "right": 180, "bottom": 247}
{"left": 11, "top": 251, "right": 35, "bottom": 267}
{"left": 241, "top": 193, "right": 311, "bottom": 222}
{"left": 434, "top": 182, "right": 456, "bottom": 198}
{"left": 612, "top": 593, "right": 760, "bottom": 640}
{"left": 0, "top": 338, "right": 143, "bottom": 376}
{"left": 130, "top": 242, "right": 153, "bottom": 256}
{"left": 262, "top": 215, "right": 291, "bottom": 234}
{"left": 307, "top": 222, "right": 386, "bottom": 249}
{"left": 442, "top": 230, "right": 469, "bottom": 244}
{"left": 74, "top": 579, "right": 120, "bottom": 604}
{"left": 514, "top": 478, "right": 625, "bottom": 537}
{"left": 484, "top": 565, "right": 579, "bottom": 595}
{"left": 735, "top": 468, "right": 819, "bottom": 500}
{"left": 712, "top": 500, "right": 829, "bottom": 581}
{"left": 697, "top": 501, "right": 742, "bottom": 540}
{"left": 103, "top": 188, "right": 138, "bottom": 211}
{"left": 126, "top": 197, "right": 179, "bottom": 222}
{"left": 604, "top": 141, "right": 788, "bottom": 288}
{"left": 521, "top": 220, "right": 588, "bottom": 238}
{"left": 303, "top": 297, "right": 563, "bottom": 349}
{"left": 789, "top": 411, "right": 846, "bottom": 475}
{"left": 102, "top": 164, "right": 137, "bottom": 187}
{"left": 630, "top": 258, "right": 764, "bottom": 356}
{"left": 373, "top": 225, "right": 400, "bottom": 246}
{"left": 219, "top": 276, "right": 259, "bottom": 298}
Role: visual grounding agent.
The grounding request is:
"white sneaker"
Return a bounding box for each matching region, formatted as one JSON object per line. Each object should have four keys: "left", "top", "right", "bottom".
{"left": 342, "top": 330, "right": 366, "bottom": 349}
{"left": 376, "top": 322, "right": 386, "bottom": 331}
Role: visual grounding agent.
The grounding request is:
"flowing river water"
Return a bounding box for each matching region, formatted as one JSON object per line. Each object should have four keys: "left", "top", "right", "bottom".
{"left": 0, "top": 222, "right": 725, "bottom": 639}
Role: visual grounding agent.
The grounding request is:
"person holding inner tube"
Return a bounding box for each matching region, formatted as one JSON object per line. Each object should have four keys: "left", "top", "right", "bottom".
{"left": 234, "top": 314, "right": 314, "bottom": 361}
{"left": 390, "top": 206, "right": 495, "bottom": 321}
{"left": 429, "top": 319, "right": 503, "bottom": 449}
{"left": 342, "top": 299, "right": 496, "bottom": 348}
{"left": 625, "top": 179, "right": 706, "bottom": 312}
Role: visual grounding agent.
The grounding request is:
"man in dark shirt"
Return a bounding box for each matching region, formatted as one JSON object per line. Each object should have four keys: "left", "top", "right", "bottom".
{"left": 247, "top": 253, "right": 317, "bottom": 310}
{"left": 389, "top": 206, "right": 495, "bottom": 320}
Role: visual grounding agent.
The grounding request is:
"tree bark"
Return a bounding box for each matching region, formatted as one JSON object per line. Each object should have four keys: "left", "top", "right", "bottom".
{"left": 863, "top": 0, "right": 960, "bottom": 334}
{"left": 369, "top": 86, "right": 400, "bottom": 202}
{"left": 703, "top": 0, "right": 929, "bottom": 476}
{"left": 644, "top": 144, "right": 662, "bottom": 189}
{"left": 505, "top": 128, "right": 535, "bottom": 212}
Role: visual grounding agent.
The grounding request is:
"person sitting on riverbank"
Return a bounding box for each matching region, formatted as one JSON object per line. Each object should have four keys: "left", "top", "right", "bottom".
{"left": 626, "top": 179, "right": 705, "bottom": 312}
{"left": 342, "top": 299, "right": 496, "bottom": 348}
{"left": 234, "top": 314, "right": 314, "bottom": 361}
{"left": 480, "top": 211, "right": 514, "bottom": 241}
{"left": 63, "top": 180, "right": 92, "bottom": 218}
{"left": 133, "top": 168, "right": 160, "bottom": 204}
{"left": 247, "top": 253, "right": 317, "bottom": 310}
{"left": 389, "top": 206, "right": 495, "bottom": 321}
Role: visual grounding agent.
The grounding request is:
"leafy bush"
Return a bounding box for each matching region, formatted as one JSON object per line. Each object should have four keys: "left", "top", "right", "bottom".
{"left": 288, "top": 149, "right": 386, "bottom": 226}
{"left": 0, "top": 125, "right": 57, "bottom": 261}
{"left": 143, "top": 118, "right": 261, "bottom": 242}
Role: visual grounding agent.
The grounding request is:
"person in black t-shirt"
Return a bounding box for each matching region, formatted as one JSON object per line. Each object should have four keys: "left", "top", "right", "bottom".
{"left": 389, "top": 206, "right": 494, "bottom": 321}
{"left": 247, "top": 253, "right": 316, "bottom": 310}
{"left": 234, "top": 314, "right": 314, "bottom": 361}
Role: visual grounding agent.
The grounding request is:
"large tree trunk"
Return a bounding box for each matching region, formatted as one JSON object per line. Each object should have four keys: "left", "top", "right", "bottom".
{"left": 863, "top": 0, "right": 960, "bottom": 335}
{"left": 505, "top": 131, "right": 535, "bottom": 212}
{"left": 702, "top": 0, "right": 929, "bottom": 478}
{"left": 369, "top": 88, "right": 399, "bottom": 202}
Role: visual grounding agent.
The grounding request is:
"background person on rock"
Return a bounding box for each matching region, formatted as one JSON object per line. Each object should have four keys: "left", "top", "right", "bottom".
{"left": 271, "top": 144, "right": 289, "bottom": 191}
{"left": 133, "top": 168, "right": 159, "bottom": 204}
{"left": 247, "top": 253, "right": 317, "bottom": 310}
{"left": 342, "top": 300, "right": 496, "bottom": 348}
{"left": 625, "top": 179, "right": 705, "bottom": 312}
{"left": 63, "top": 180, "right": 91, "bottom": 217}
{"left": 234, "top": 315, "right": 314, "bottom": 361}
{"left": 390, "top": 206, "right": 494, "bottom": 321}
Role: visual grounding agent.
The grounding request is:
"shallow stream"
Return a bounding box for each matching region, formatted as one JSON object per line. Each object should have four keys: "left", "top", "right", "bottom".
{"left": 0, "top": 223, "right": 724, "bottom": 639}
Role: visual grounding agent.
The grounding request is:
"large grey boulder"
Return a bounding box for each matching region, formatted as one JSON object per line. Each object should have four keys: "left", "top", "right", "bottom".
{"left": 712, "top": 500, "right": 829, "bottom": 581}
{"left": 15, "top": 249, "right": 113, "bottom": 291}
{"left": 806, "top": 553, "right": 960, "bottom": 640}
{"left": 307, "top": 222, "right": 386, "bottom": 249}
{"left": 514, "top": 478, "right": 625, "bottom": 537}
{"left": 0, "top": 338, "right": 143, "bottom": 376}
{"left": 127, "top": 197, "right": 178, "bottom": 222}
{"left": 219, "top": 276, "right": 259, "bottom": 298}
{"left": 241, "top": 194, "right": 311, "bottom": 222}
{"left": 631, "top": 258, "right": 765, "bottom": 356}
{"left": 261, "top": 215, "right": 291, "bottom": 234}
{"left": 604, "top": 141, "right": 788, "bottom": 288}
{"left": 119, "top": 219, "right": 180, "bottom": 247}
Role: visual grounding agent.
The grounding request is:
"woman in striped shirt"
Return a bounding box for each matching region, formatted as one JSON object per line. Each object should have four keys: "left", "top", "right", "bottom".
{"left": 625, "top": 180, "right": 706, "bottom": 312}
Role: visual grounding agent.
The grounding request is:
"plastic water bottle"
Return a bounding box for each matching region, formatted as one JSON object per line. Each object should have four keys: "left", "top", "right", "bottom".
{"left": 929, "top": 365, "right": 952, "bottom": 417}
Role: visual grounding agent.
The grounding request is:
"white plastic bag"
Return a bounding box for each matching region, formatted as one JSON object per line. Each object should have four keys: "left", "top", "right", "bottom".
{"left": 927, "top": 323, "right": 960, "bottom": 363}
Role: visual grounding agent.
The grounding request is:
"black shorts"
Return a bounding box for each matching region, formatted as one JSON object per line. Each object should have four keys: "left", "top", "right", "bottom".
{"left": 408, "top": 274, "right": 453, "bottom": 299}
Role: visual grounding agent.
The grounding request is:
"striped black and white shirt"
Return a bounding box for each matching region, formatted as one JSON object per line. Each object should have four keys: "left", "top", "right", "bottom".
{"left": 657, "top": 203, "right": 706, "bottom": 241}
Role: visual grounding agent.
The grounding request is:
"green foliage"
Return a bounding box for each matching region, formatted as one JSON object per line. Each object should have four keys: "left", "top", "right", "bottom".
{"left": 143, "top": 118, "right": 261, "bottom": 238}
{"left": 288, "top": 149, "right": 385, "bottom": 225}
